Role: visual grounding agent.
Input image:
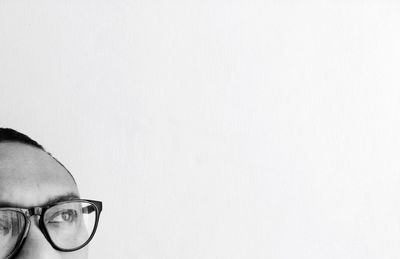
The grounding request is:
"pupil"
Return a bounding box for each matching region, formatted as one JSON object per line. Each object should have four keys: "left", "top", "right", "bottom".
{"left": 62, "top": 212, "right": 71, "bottom": 221}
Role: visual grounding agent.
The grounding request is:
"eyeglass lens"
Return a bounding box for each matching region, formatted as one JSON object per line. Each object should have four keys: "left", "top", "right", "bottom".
{"left": 43, "top": 201, "right": 97, "bottom": 250}
{"left": 0, "top": 210, "right": 26, "bottom": 259}
{"left": 0, "top": 201, "right": 98, "bottom": 259}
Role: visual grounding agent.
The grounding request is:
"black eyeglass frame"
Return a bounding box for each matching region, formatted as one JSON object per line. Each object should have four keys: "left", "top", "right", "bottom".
{"left": 0, "top": 199, "right": 102, "bottom": 259}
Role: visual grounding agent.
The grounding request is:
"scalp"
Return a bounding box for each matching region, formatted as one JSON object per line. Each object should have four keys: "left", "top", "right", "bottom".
{"left": 0, "top": 142, "right": 76, "bottom": 184}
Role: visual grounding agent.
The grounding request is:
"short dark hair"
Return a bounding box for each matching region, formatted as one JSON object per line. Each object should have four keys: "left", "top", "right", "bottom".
{"left": 0, "top": 128, "right": 45, "bottom": 150}
{"left": 0, "top": 128, "right": 76, "bottom": 184}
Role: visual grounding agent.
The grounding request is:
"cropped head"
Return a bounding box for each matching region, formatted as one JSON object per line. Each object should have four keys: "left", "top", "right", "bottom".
{"left": 0, "top": 128, "right": 102, "bottom": 259}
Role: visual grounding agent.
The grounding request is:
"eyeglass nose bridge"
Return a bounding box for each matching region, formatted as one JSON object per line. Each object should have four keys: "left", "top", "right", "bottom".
{"left": 25, "top": 207, "right": 44, "bottom": 217}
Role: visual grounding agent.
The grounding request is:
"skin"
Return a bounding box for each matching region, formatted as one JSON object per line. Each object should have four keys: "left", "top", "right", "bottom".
{"left": 0, "top": 142, "right": 88, "bottom": 259}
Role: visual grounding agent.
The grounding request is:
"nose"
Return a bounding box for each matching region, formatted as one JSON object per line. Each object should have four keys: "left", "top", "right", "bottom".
{"left": 13, "top": 220, "right": 62, "bottom": 259}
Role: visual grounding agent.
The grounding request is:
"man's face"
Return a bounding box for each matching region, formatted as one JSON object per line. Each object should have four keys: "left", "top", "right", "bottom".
{"left": 0, "top": 142, "right": 88, "bottom": 259}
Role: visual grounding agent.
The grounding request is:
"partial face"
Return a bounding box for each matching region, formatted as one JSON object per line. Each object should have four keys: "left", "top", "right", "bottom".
{"left": 0, "top": 142, "right": 88, "bottom": 259}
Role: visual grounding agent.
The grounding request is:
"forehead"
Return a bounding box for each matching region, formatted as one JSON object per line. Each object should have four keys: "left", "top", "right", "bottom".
{"left": 0, "top": 142, "right": 78, "bottom": 207}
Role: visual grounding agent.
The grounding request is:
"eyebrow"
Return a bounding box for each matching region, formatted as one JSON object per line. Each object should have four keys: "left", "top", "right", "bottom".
{"left": 0, "top": 193, "right": 80, "bottom": 208}
{"left": 43, "top": 193, "right": 80, "bottom": 206}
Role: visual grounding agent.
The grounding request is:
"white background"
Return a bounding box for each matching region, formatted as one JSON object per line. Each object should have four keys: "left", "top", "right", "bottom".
{"left": 1, "top": 1, "right": 400, "bottom": 258}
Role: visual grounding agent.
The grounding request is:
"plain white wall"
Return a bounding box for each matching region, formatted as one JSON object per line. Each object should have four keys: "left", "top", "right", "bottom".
{"left": 1, "top": 1, "right": 400, "bottom": 258}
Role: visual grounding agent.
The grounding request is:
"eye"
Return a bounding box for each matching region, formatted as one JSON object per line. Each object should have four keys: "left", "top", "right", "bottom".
{"left": 48, "top": 209, "right": 78, "bottom": 224}
{"left": 0, "top": 223, "right": 10, "bottom": 235}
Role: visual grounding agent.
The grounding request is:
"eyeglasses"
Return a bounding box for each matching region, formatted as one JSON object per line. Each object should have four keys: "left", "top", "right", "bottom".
{"left": 0, "top": 199, "right": 102, "bottom": 259}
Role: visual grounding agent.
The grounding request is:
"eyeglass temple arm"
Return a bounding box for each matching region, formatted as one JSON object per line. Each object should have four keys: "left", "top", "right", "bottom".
{"left": 82, "top": 201, "right": 102, "bottom": 214}
{"left": 82, "top": 205, "right": 95, "bottom": 214}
